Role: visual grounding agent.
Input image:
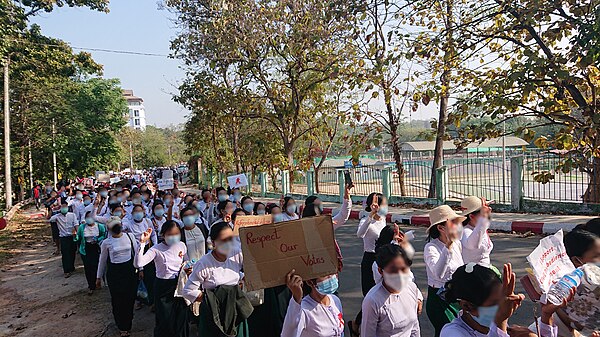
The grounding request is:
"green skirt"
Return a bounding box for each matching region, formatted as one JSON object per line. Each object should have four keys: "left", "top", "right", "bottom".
{"left": 197, "top": 307, "right": 249, "bottom": 337}
{"left": 426, "top": 286, "right": 460, "bottom": 337}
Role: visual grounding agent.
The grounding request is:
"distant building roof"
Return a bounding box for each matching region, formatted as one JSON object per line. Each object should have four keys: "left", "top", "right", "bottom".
{"left": 400, "top": 136, "right": 528, "bottom": 152}
{"left": 320, "top": 157, "right": 380, "bottom": 168}
{"left": 123, "top": 89, "right": 143, "bottom": 102}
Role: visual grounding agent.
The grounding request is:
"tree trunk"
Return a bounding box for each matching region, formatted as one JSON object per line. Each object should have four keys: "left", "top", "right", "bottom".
{"left": 428, "top": 0, "right": 453, "bottom": 199}
{"left": 583, "top": 157, "right": 600, "bottom": 203}
{"left": 314, "top": 166, "right": 320, "bottom": 194}
{"left": 232, "top": 119, "right": 241, "bottom": 174}
{"left": 284, "top": 139, "right": 295, "bottom": 191}
{"left": 382, "top": 81, "right": 406, "bottom": 196}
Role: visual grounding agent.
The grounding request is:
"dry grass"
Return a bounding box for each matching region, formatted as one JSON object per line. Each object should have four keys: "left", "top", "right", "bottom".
{"left": 0, "top": 212, "right": 49, "bottom": 264}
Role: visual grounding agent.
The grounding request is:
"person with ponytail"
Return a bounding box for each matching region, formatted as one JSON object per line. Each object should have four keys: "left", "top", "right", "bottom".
{"left": 135, "top": 221, "right": 189, "bottom": 337}
{"left": 441, "top": 263, "right": 571, "bottom": 337}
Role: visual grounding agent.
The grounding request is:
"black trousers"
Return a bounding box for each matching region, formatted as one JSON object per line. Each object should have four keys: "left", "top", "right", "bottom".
{"left": 154, "top": 278, "right": 189, "bottom": 337}
{"left": 360, "top": 251, "right": 376, "bottom": 296}
{"left": 107, "top": 259, "right": 137, "bottom": 332}
{"left": 59, "top": 236, "right": 76, "bottom": 273}
{"left": 81, "top": 242, "right": 100, "bottom": 290}
{"left": 142, "top": 244, "right": 156, "bottom": 305}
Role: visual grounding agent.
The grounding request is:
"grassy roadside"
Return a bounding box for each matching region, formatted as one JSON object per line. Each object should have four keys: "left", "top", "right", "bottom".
{"left": 0, "top": 210, "right": 49, "bottom": 264}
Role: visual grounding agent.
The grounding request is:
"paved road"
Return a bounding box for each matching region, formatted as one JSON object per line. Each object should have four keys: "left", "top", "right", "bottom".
{"left": 336, "top": 220, "right": 540, "bottom": 336}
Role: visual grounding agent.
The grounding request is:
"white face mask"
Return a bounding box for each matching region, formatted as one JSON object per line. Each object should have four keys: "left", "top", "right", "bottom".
{"left": 216, "top": 240, "right": 234, "bottom": 256}
{"left": 383, "top": 271, "right": 411, "bottom": 292}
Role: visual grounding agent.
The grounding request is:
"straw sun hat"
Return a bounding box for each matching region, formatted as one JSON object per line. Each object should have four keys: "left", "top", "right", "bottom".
{"left": 427, "top": 205, "right": 466, "bottom": 233}
{"left": 460, "top": 196, "right": 483, "bottom": 216}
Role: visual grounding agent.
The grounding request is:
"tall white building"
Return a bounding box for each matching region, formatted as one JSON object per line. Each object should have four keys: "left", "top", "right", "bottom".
{"left": 123, "top": 89, "right": 147, "bottom": 130}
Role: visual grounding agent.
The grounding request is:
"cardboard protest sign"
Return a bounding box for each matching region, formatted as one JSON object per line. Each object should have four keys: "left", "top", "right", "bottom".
{"left": 109, "top": 177, "right": 121, "bottom": 185}
{"left": 228, "top": 173, "right": 248, "bottom": 188}
{"left": 233, "top": 215, "right": 273, "bottom": 236}
{"left": 162, "top": 170, "right": 173, "bottom": 180}
{"left": 97, "top": 173, "right": 110, "bottom": 183}
{"left": 526, "top": 230, "right": 575, "bottom": 294}
{"left": 157, "top": 178, "right": 174, "bottom": 190}
{"left": 240, "top": 215, "right": 338, "bottom": 291}
{"left": 95, "top": 171, "right": 105, "bottom": 178}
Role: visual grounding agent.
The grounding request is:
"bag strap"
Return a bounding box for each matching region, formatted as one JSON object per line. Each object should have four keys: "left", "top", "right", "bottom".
{"left": 126, "top": 233, "right": 135, "bottom": 260}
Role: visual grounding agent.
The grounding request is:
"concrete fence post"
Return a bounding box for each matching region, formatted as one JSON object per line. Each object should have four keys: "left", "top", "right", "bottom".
{"left": 218, "top": 172, "right": 224, "bottom": 187}
{"left": 281, "top": 170, "right": 290, "bottom": 196}
{"left": 435, "top": 166, "right": 448, "bottom": 203}
{"left": 338, "top": 170, "right": 345, "bottom": 203}
{"left": 511, "top": 156, "right": 524, "bottom": 211}
{"left": 260, "top": 172, "right": 267, "bottom": 197}
{"left": 382, "top": 168, "right": 392, "bottom": 200}
{"left": 306, "top": 170, "right": 315, "bottom": 197}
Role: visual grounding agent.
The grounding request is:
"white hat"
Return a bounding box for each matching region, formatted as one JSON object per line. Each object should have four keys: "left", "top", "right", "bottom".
{"left": 427, "top": 205, "right": 466, "bottom": 233}
{"left": 460, "top": 196, "right": 483, "bottom": 216}
{"left": 106, "top": 216, "right": 122, "bottom": 229}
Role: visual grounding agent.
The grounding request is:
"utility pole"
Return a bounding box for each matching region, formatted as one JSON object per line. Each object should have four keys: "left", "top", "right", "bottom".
{"left": 52, "top": 118, "right": 58, "bottom": 187}
{"left": 4, "top": 59, "right": 12, "bottom": 209}
{"left": 129, "top": 141, "right": 134, "bottom": 172}
{"left": 502, "top": 118, "right": 506, "bottom": 199}
{"left": 28, "top": 139, "right": 33, "bottom": 189}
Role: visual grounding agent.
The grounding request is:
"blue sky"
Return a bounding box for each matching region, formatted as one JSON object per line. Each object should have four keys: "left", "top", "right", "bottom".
{"left": 30, "top": 1, "right": 189, "bottom": 127}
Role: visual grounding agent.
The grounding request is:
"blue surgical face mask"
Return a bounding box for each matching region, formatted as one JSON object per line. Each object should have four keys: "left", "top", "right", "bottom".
{"left": 471, "top": 304, "right": 499, "bottom": 328}
{"left": 113, "top": 211, "right": 122, "bottom": 217}
{"left": 243, "top": 203, "right": 254, "bottom": 213}
{"left": 117, "top": 197, "right": 123, "bottom": 203}
{"left": 315, "top": 275, "right": 339, "bottom": 295}
{"left": 60, "top": 207, "right": 69, "bottom": 215}
{"left": 83, "top": 200, "right": 91, "bottom": 206}
{"left": 195, "top": 203, "right": 204, "bottom": 212}
{"left": 85, "top": 217, "right": 95, "bottom": 225}
{"left": 234, "top": 193, "right": 242, "bottom": 201}
{"left": 317, "top": 203, "right": 324, "bottom": 212}
{"left": 183, "top": 215, "right": 197, "bottom": 227}
{"left": 273, "top": 213, "right": 284, "bottom": 223}
{"left": 218, "top": 194, "right": 228, "bottom": 202}
{"left": 165, "top": 234, "right": 181, "bottom": 246}
{"left": 133, "top": 212, "right": 144, "bottom": 221}
{"left": 286, "top": 205, "right": 297, "bottom": 215}
{"left": 164, "top": 199, "right": 172, "bottom": 207}
{"left": 132, "top": 198, "right": 142, "bottom": 205}
{"left": 377, "top": 206, "right": 389, "bottom": 217}
{"left": 154, "top": 209, "right": 165, "bottom": 217}
{"left": 99, "top": 191, "right": 108, "bottom": 198}
{"left": 257, "top": 209, "right": 266, "bottom": 215}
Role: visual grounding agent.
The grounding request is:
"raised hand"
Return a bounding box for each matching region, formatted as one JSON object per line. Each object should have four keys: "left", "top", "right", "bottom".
{"left": 541, "top": 287, "right": 576, "bottom": 325}
{"left": 370, "top": 194, "right": 380, "bottom": 216}
{"left": 140, "top": 228, "right": 153, "bottom": 243}
{"left": 495, "top": 263, "right": 526, "bottom": 331}
{"left": 286, "top": 269, "right": 303, "bottom": 304}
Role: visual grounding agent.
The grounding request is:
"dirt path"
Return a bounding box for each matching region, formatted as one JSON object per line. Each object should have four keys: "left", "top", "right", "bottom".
{"left": 0, "top": 206, "right": 155, "bottom": 337}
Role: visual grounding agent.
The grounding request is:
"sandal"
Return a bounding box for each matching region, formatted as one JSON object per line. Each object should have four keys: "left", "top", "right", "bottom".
{"left": 119, "top": 331, "right": 130, "bottom": 337}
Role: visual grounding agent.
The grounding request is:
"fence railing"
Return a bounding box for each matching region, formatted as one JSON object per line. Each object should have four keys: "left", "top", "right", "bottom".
{"left": 200, "top": 153, "right": 600, "bottom": 212}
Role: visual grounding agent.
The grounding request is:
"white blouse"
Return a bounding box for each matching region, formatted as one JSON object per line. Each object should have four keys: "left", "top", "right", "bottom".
{"left": 460, "top": 217, "right": 494, "bottom": 266}
{"left": 281, "top": 294, "right": 344, "bottom": 337}
{"left": 122, "top": 218, "right": 157, "bottom": 246}
{"left": 361, "top": 282, "right": 421, "bottom": 337}
{"left": 357, "top": 216, "right": 387, "bottom": 252}
{"left": 441, "top": 316, "right": 557, "bottom": 337}
{"left": 281, "top": 212, "right": 299, "bottom": 222}
{"left": 423, "top": 238, "right": 464, "bottom": 288}
{"left": 97, "top": 233, "right": 139, "bottom": 278}
{"left": 134, "top": 241, "right": 186, "bottom": 280}
{"left": 182, "top": 248, "right": 244, "bottom": 304}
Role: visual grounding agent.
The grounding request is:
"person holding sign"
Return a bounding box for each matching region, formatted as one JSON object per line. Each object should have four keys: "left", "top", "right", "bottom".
{"left": 361, "top": 244, "right": 421, "bottom": 337}
{"left": 460, "top": 196, "right": 494, "bottom": 267}
{"left": 135, "top": 223, "right": 190, "bottom": 337}
{"left": 441, "top": 263, "right": 571, "bottom": 337}
{"left": 281, "top": 269, "right": 344, "bottom": 337}
{"left": 357, "top": 193, "right": 389, "bottom": 296}
{"left": 182, "top": 221, "right": 249, "bottom": 336}
{"left": 424, "top": 205, "right": 466, "bottom": 337}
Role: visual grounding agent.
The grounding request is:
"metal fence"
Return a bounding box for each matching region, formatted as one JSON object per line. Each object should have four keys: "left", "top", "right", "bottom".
{"left": 446, "top": 158, "right": 511, "bottom": 204}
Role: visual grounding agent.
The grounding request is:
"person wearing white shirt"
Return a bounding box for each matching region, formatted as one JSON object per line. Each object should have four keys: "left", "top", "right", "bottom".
{"left": 460, "top": 196, "right": 494, "bottom": 267}
{"left": 281, "top": 271, "right": 344, "bottom": 337}
{"left": 48, "top": 201, "right": 79, "bottom": 277}
{"left": 423, "top": 205, "right": 466, "bottom": 337}
{"left": 281, "top": 196, "right": 299, "bottom": 221}
{"left": 183, "top": 221, "right": 247, "bottom": 335}
{"left": 163, "top": 194, "right": 180, "bottom": 220}
{"left": 96, "top": 216, "right": 139, "bottom": 337}
{"left": 150, "top": 202, "right": 168, "bottom": 243}
{"left": 440, "top": 263, "right": 565, "bottom": 337}
{"left": 361, "top": 244, "right": 421, "bottom": 337}
{"left": 357, "top": 192, "right": 389, "bottom": 296}
{"left": 69, "top": 191, "right": 86, "bottom": 223}
{"left": 177, "top": 207, "right": 206, "bottom": 262}
{"left": 135, "top": 221, "right": 189, "bottom": 337}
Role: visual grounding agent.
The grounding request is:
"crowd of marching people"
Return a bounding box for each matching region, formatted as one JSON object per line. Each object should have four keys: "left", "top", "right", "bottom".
{"left": 42, "top": 176, "right": 600, "bottom": 337}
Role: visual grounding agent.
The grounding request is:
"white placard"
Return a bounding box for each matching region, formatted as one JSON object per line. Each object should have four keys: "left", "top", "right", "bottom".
{"left": 227, "top": 173, "right": 248, "bottom": 188}
{"left": 158, "top": 178, "right": 174, "bottom": 190}
{"left": 162, "top": 170, "right": 173, "bottom": 179}
{"left": 526, "top": 230, "right": 575, "bottom": 294}
{"left": 109, "top": 177, "right": 121, "bottom": 185}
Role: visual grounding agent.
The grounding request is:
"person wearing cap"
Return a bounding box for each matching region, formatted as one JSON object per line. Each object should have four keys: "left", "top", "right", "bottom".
{"left": 460, "top": 196, "right": 494, "bottom": 267}
{"left": 424, "top": 205, "right": 466, "bottom": 337}
{"left": 96, "top": 216, "right": 139, "bottom": 337}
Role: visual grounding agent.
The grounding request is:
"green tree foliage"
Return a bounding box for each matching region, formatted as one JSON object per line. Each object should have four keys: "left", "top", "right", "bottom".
{"left": 117, "top": 125, "right": 186, "bottom": 170}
